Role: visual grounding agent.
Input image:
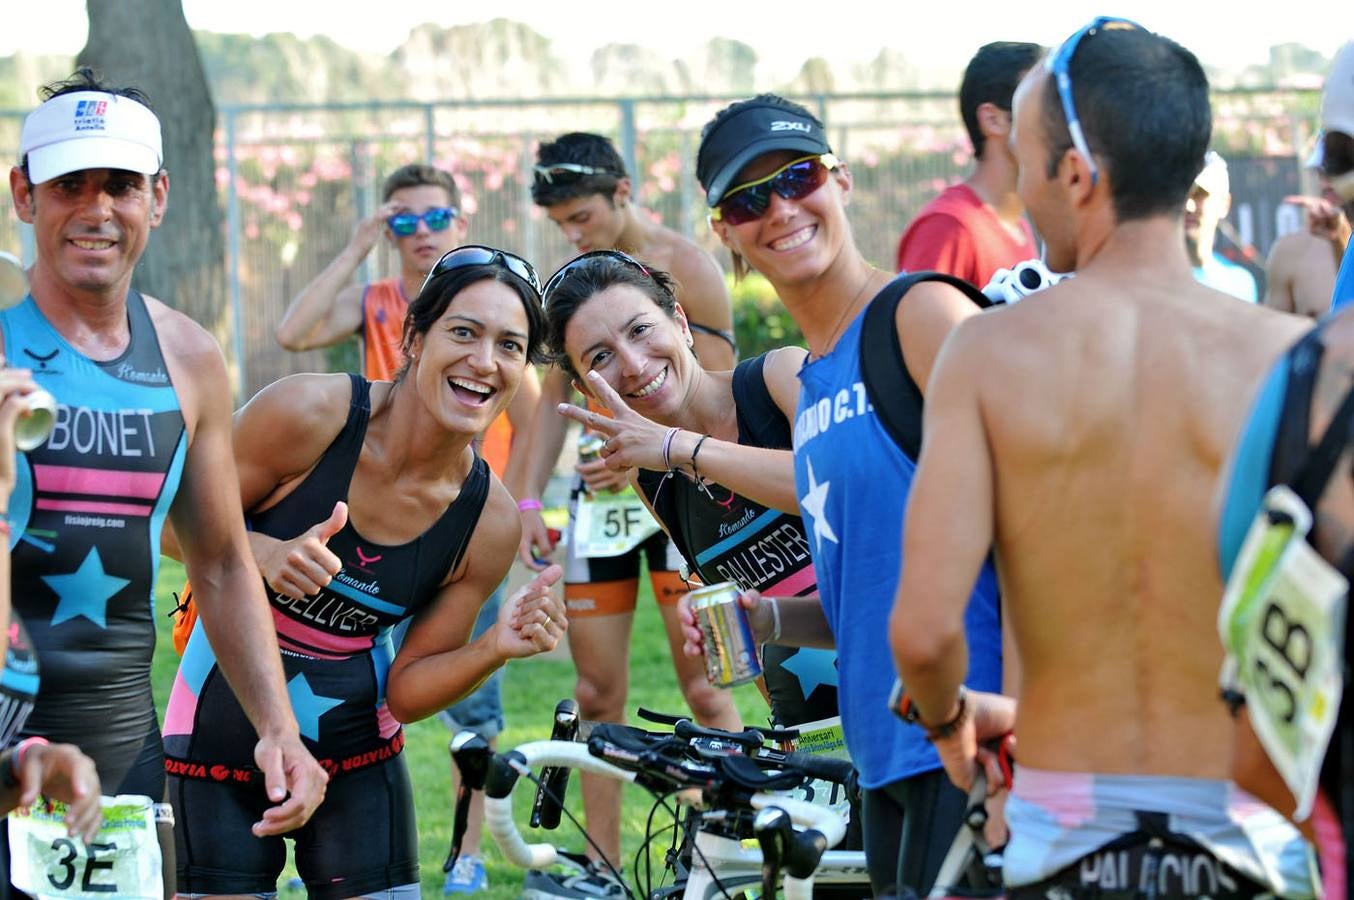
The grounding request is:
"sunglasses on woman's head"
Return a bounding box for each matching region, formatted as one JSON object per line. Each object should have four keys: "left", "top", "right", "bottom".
{"left": 541, "top": 250, "right": 651, "bottom": 309}
{"left": 419, "top": 245, "right": 542, "bottom": 299}
{"left": 387, "top": 206, "right": 458, "bottom": 237}
{"left": 709, "top": 154, "right": 839, "bottom": 226}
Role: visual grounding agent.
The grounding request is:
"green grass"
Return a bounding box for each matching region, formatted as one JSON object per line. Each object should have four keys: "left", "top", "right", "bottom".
{"left": 152, "top": 558, "right": 772, "bottom": 898}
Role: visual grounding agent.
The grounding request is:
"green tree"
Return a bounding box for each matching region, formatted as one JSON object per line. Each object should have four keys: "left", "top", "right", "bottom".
{"left": 78, "top": 0, "right": 227, "bottom": 340}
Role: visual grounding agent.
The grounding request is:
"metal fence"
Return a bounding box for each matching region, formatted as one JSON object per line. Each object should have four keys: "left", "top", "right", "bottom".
{"left": 0, "top": 89, "right": 1325, "bottom": 399}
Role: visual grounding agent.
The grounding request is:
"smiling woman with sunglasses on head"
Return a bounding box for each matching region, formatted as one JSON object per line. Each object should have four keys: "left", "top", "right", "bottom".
{"left": 697, "top": 95, "right": 1005, "bottom": 897}
{"left": 543, "top": 249, "right": 844, "bottom": 737}
{"left": 162, "top": 245, "right": 566, "bottom": 899}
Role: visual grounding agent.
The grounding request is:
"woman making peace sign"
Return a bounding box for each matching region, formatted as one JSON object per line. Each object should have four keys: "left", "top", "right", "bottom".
{"left": 543, "top": 251, "right": 840, "bottom": 732}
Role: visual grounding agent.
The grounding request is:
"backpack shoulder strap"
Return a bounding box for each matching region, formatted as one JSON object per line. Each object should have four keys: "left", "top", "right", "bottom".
{"left": 859, "top": 271, "right": 992, "bottom": 458}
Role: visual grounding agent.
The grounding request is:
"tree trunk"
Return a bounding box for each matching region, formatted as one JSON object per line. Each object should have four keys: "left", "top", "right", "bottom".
{"left": 77, "top": 0, "right": 227, "bottom": 342}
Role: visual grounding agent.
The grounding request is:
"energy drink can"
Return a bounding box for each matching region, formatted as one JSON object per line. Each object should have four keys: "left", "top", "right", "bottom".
{"left": 689, "top": 581, "right": 762, "bottom": 688}
{"left": 577, "top": 430, "right": 606, "bottom": 463}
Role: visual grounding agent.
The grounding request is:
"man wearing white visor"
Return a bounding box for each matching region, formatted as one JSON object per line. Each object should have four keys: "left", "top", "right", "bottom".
{"left": 6, "top": 69, "right": 327, "bottom": 896}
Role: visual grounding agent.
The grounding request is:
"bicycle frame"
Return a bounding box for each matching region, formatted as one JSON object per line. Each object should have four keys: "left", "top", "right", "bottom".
{"left": 682, "top": 827, "right": 870, "bottom": 900}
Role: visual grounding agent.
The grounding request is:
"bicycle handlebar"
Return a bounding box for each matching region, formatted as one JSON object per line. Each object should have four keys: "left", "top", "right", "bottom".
{"left": 483, "top": 740, "right": 848, "bottom": 870}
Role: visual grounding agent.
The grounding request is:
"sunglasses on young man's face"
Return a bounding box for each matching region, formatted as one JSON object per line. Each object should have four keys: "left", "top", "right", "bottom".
{"left": 709, "top": 154, "right": 839, "bottom": 226}
{"left": 1320, "top": 131, "right": 1354, "bottom": 179}
{"left": 419, "top": 245, "right": 542, "bottom": 299}
{"left": 387, "top": 206, "right": 458, "bottom": 237}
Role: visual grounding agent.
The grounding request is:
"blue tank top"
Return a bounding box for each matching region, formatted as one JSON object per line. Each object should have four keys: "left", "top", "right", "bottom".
{"left": 1328, "top": 242, "right": 1354, "bottom": 313}
{"left": 1, "top": 292, "right": 186, "bottom": 787}
{"left": 792, "top": 289, "right": 1003, "bottom": 789}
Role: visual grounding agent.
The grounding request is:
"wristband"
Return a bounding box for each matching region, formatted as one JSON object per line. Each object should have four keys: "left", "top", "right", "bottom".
{"left": 4, "top": 736, "right": 48, "bottom": 788}
{"left": 766, "top": 596, "right": 782, "bottom": 643}
{"left": 890, "top": 681, "right": 968, "bottom": 740}
{"left": 517, "top": 498, "right": 544, "bottom": 512}
{"left": 660, "top": 427, "right": 681, "bottom": 472}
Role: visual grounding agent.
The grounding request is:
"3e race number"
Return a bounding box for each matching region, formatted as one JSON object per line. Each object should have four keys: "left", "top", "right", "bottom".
{"left": 47, "top": 838, "right": 117, "bottom": 892}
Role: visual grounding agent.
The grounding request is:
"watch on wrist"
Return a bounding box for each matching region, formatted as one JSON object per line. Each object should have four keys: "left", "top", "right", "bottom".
{"left": 889, "top": 676, "right": 920, "bottom": 724}
{"left": 888, "top": 679, "right": 969, "bottom": 740}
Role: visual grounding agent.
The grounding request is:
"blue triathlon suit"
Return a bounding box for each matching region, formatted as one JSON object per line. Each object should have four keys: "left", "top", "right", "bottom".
{"left": 1327, "top": 241, "right": 1354, "bottom": 313}
{"left": 637, "top": 353, "right": 840, "bottom": 729}
{"left": 3, "top": 291, "right": 185, "bottom": 798}
{"left": 164, "top": 375, "right": 490, "bottom": 899}
{"left": 792, "top": 281, "right": 1002, "bottom": 893}
{"left": 1217, "top": 318, "right": 1354, "bottom": 880}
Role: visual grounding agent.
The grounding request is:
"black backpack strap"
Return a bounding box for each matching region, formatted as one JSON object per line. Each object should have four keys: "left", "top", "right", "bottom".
{"left": 859, "top": 271, "right": 993, "bottom": 459}
{"left": 1268, "top": 326, "right": 1325, "bottom": 490}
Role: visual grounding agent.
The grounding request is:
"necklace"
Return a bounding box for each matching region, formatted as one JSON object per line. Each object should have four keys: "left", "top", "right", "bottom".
{"left": 811, "top": 267, "right": 882, "bottom": 358}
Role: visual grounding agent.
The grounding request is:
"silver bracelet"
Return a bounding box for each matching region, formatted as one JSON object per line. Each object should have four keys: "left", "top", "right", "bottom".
{"left": 767, "top": 596, "right": 782, "bottom": 643}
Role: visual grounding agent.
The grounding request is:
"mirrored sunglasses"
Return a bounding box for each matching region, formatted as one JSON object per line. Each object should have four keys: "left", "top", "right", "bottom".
{"left": 387, "top": 206, "right": 458, "bottom": 237}
{"left": 710, "top": 154, "right": 839, "bottom": 226}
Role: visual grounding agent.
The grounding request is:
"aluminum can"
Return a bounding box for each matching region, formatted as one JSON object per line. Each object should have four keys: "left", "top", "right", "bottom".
{"left": 15, "top": 389, "right": 57, "bottom": 452}
{"left": 689, "top": 581, "right": 762, "bottom": 688}
{"left": 577, "top": 430, "right": 606, "bottom": 463}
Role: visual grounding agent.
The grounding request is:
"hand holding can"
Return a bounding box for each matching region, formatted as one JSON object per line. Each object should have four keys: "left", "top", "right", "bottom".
{"left": 688, "top": 582, "right": 763, "bottom": 688}
{"left": 15, "top": 389, "right": 57, "bottom": 452}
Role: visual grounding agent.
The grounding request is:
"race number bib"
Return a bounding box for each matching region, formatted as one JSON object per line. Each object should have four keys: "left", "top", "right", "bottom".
{"left": 573, "top": 486, "right": 660, "bottom": 558}
{"left": 1218, "top": 485, "right": 1347, "bottom": 821}
{"left": 9, "top": 794, "right": 163, "bottom": 899}
{"left": 782, "top": 716, "right": 853, "bottom": 821}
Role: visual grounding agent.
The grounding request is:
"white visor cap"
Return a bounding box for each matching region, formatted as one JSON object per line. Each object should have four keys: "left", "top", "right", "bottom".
{"left": 20, "top": 91, "right": 162, "bottom": 185}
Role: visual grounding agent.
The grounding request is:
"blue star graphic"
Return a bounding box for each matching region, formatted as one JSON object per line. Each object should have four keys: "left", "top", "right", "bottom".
{"left": 42, "top": 548, "right": 130, "bottom": 628}
{"left": 780, "top": 648, "right": 839, "bottom": 698}
{"left": 799, "top": 458, "right": 838, "bottom": 553}
{"left": 287, "top": 674, "right": 344, "bottom": 742}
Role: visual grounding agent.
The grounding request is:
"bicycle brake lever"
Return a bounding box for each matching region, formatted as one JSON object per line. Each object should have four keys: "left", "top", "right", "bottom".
{"left": 446, "top": 731, "right": 491, "bottom": 872}
{"left": 636, "top": 707, "right": 686, "bottom": 726}
{"left": 753, "top": 806, "right": 791, "bottom": 897}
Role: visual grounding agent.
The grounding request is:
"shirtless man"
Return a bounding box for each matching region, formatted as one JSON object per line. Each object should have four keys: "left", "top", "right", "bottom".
{"left": 8, "top": 69, "right": 326, "bottom": 894}
{"left": 889, "top": 21, "right": 1315, "bottom": 897}
{"left": 1264, "top": 41, "right": 1354, "bottom": 318}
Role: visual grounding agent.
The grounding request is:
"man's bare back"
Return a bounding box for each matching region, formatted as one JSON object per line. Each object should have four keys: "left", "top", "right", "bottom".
{"left": 958, "top": 269, "right": 1308, "bottom": 776}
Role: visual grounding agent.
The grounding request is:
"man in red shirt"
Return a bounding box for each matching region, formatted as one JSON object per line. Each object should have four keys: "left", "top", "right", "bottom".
{"left": 896, "top": 41, "right": 1044, "bottom": 286}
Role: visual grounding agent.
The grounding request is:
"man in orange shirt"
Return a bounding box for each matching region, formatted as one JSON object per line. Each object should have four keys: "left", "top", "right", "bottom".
{"left": 277, "top": 163, "right": 538, "bottom": 894}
